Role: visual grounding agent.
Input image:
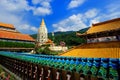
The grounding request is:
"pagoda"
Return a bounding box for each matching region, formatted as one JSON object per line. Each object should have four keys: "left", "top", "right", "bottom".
{"left": 37, "top": 19, "right": 53, "bottom": 46}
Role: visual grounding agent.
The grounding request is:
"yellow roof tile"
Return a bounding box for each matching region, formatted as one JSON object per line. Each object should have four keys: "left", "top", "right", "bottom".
{"left": 60, "top": 41, "right": 120, "bottom": 58}
{"left": 87, "top": 18, "right": 120, "bottom": 34}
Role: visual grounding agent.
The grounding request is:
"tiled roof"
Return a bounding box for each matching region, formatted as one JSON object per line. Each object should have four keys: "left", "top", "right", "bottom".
{"left": 60, "top": 41, "right": 120, "bottom": 58}
{"left": 45, "top": 39, "right": 53, "bottom": 44}
{"left": 0, "top": 30, "right": 35, "bottom": 42}
{"left": 86, "top": 18, "right": 120, "bottom": 34}
{"left": 0, "top": 22, "right": 15, "bottom": 29}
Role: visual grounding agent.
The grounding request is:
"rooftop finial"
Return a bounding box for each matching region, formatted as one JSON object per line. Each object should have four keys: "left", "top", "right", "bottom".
{"left": 41, "top": 18, "right": 45, "bottom": 26}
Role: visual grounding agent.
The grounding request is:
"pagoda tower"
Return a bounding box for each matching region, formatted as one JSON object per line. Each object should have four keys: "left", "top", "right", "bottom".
{"left": 37, "top": 19, "right": 48, "bottom": 45}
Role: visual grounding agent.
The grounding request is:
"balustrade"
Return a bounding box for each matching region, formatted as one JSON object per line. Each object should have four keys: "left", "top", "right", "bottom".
{"left": 0, "top": 51, "right": 119, "bottom": 80}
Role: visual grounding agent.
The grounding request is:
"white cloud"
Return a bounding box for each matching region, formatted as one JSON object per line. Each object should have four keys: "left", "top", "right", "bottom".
{"left": 53, "top": 14, "right": 87, "bottom": 32}
{"left": 0, "top": 12, "right": 22, "bottom": 25}
{"left": 106, "top": 0, "right": 120, "bottom": 13}
{"left": 53, "top": 9, "right": 99, "bottom": 32}
{"left": 68, "top": 0, "right": 86, "bottom": 9}
{"left": 89, "top": 18, "right": 100, "bottom": 26}
{"left": 33, "top": 7, "right": 51, "bottom": 16}
{"left": 55, "top": 0, "right": 120, "bottom": 32}
{"left": 32, "top": 0, "right": 42, "bottom": 4}
{"left": 84, "top": 9, "right": 98, "bottom": 18}
{"left": 32, "top": 0, "right": 52, "bottom": 16}
{"left": 0, "top": 12, "right": 38, "bottom": 34}
{"left": 32, "top": 0, "right": 51, "bottom": 5}
{"left": 0, "top": 0, "right": 52, "bottom": 34}
{"left": 90, "top": 1, "right": 120, "bottom": 24}
{"left": 0, "top": 0, "right": 30, "bottom": 12}
{"left": 0, "top": 0, "right": 52, "bottom": 16}
{"left": 104, "top": 12, "right": 120, "bottom": 20}
{"left": 31, "top": 27, "right": 38, "bottom": 32}
{"left": 0, "top": 11, "right": 38, "bottom": 34}
{"left": 105, "top": 1, "right": 120, "bottom": 19}
{"left": 41, "top": 1, "right": 51, "bottom": 8}
{"left": 18, "top": 24, "right": 38, "bottom": 34}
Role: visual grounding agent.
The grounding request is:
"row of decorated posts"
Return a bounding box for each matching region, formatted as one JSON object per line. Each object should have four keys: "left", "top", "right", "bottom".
{"left": 0, "top": 55, "right": 119, "bottom": 80}
{"left": 0, "top": 55, "right": 99, "bottom": 80}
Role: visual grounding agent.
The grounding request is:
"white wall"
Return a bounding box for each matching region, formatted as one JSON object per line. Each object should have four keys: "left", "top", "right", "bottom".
{"left": 49, "top": 46, "right": 68, "bottom": 51}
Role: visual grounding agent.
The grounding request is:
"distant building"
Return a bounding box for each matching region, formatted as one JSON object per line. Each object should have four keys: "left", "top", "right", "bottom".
{"left": 37, "top": 19, "right": 53, "bottom": 46}
{"left": 0, "top": 22, "right": 35, "bottom": 43}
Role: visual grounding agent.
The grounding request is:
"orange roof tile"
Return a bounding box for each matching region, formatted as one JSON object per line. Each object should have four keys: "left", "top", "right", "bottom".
{"left": 0, "top": 22, "right": 15, "bottom": 29}
{"left": 0, "top": 30, "right": 35, "bottom": 42}
{"left": 45, "top": 39, "right": 53, "bottom": 44}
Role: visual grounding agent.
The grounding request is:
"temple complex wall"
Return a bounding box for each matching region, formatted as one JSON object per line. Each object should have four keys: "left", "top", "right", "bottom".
{"left": 87, "top": 36, "right": 119, "bottom": 43}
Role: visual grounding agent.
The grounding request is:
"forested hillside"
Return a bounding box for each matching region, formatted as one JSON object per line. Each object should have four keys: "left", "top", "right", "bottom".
{"left": 31, "top": 28, "right": 89, "bottom": 46}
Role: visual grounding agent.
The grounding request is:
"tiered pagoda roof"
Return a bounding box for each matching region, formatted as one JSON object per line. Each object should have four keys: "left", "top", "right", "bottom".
{"left": 0, "top": 22, "right": 35, "bottom": 42}
{"left": 0, "top": 30, "right": 35, "bottom": 42}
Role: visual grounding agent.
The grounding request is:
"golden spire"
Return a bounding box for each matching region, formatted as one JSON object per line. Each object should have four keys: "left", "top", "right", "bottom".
{"left": 40, "top": 18, "right": 45, "bottom": 26}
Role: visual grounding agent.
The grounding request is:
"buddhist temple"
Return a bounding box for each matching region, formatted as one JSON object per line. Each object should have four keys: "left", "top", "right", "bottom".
{"left": 77, "top": 18, "right": 120, "bottom": 43}
{"left": 60, "top": 18, "right": 120, "bottom": 58}
{"left": 0, "top": 18, "right": 120, "bottom": 80}
{"left": 0, "top": 22, "right": 35, "bottom": 43}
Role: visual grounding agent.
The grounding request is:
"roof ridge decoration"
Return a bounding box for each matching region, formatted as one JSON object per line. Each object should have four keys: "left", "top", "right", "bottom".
{"left": 92, "top": 18, "right": 120, "bottom": 27}
{"left": 86, "top": 18, "right": 120, "bottom": 34}
{"left": 77, "top": 18, "right": 120, "bottom": 36}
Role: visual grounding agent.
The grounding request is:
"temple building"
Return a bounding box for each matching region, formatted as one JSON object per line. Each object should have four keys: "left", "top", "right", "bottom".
{"left": 60, "top": 18, "right": 120, "bottom": 58}
{"left": 0, "top": 22, "right": 35, "bottom": 43}
{"left": 37, "top": 19, "right": 52, "bottom": 46}
{"left": 77, "top": 18, "right": 120, "bottom": 43}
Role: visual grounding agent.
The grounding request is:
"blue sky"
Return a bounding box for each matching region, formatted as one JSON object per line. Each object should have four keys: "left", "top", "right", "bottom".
{"left": 0, "top": 0, "right": 120, "bottom": 34}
